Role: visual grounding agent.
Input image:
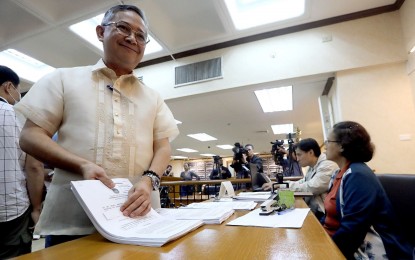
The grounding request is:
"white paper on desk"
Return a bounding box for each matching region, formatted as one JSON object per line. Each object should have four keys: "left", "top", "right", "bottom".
{"left": 227, "top": 208, "right": 310, "bottom": 228}
{"left": 186, "top": 201, "right": 257, "bottom": 210}
{"left": 233, "top": 192, "right": 273, "bottom": 201}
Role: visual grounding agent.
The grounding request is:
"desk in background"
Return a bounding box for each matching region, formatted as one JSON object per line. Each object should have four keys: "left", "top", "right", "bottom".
{"left": 15, "top": 199, "right": 344, "bottom": 259}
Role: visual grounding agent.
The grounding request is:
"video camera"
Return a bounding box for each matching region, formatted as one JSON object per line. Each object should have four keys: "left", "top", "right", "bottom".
{"left": 270, "top": 139, "right": 285, "bottom": 165}
{"left": 230, "top": 142, "right": 248, "bottom": 172}
{"left": 232, "top": 142, "right": 248, "bottom": 161}
{"left": 213, "top": 155, "right": 221, "bottom": 164}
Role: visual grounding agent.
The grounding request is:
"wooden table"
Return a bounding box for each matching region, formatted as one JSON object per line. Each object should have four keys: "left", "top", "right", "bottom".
{"left": 15, "top": 199, "right": 344, "bottom": 259}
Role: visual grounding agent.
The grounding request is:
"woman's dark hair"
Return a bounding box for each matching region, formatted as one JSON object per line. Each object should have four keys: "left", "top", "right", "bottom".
{"left": 0, "top": 65, "right": 20, "bottom": 86}
{"left": 101, "top": 5, "right": 148, "bottom": 28}
{"left": 296, "top": 138, "right": 321, "bottom": 157}
{"left": 332, "top": 121, "right": 374, "bottom": 162}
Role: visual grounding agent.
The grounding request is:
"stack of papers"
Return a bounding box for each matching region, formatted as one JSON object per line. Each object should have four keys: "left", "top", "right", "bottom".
{"left": 71, "top": 178, "right": 203, "bottom": 247}
{"left": 186, "top": 201, "right": 257, "bottom": 210}
{"left": 233, "top": 192, "right": 273, "bottom": 201}
{"left": 156, "top": 207, "right": 235, "bottom": 224}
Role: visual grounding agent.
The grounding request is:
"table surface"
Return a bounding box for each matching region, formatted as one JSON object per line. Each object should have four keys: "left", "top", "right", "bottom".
{"left": 15, "top": 199, "right": 344, "bottom": 260}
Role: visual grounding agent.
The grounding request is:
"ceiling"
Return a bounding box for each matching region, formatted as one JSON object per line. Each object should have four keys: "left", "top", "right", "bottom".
{"left": 0, "top": 0, "right": 401, "bottom": 159}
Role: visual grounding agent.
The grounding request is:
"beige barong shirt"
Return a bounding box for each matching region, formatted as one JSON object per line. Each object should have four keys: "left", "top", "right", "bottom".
{"left": 15, "top": 60, "right": 179, "bottom": 235}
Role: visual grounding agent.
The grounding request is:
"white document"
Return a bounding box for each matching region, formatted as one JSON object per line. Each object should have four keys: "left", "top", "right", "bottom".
{"left": 186, "top": 201, "right": 257, "bottom": 210}
{"left": 71, "top": 178, "right": 203, "bottom": 247}
{"left": 227, "top": 208, "right": 310, "bottom": 228}
{"left": 233, "top": 191, "right": 273, "bottom": 201}
{"left": 156, "top": 207, "right": 235, "bottom": 224}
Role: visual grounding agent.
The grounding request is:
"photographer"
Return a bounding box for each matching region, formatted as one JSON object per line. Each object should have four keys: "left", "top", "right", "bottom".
{"left": 263, "top": 138, "right": 338, "bottom": 219}
{"left": 230, "top": 143, "right": 249, "bottom": 179}
{"left": 209, "top": 156, "right": 231, "bottom": 180}
{"left": 274, "top": 145, "right": 303, "bottom": 177}
{"left": 242, "top": 144, "right": 263, "bottom": 174}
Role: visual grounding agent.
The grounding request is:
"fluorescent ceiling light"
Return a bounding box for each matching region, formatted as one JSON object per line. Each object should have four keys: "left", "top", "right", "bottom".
{"left": 171, "top": 155, "right": 188, "bottom": 159}
{"left": 0, "top": 49, "right": 55, "bottom": 83}
{"left": 187, "top": 133, "right": 217, "bottom": 142}
{"left": 271, "top": 123, "right": 293, "bottom": 134}
{"left": 410, "top": 45, "right": 415, "bottom": 53}
{"left": 216, "top": 144, "right": 234, "bottom": 149}
{"left": 225, "top": 0, "right": 305, "bottom": 30}
{"left": 255, "top": 86, "right": 293, "bottom": 113}
{"left": 175, "top": 119, "right": 182, "bottom": 125}
{"left": 177, "top": 148, "right": 198, "bottom": 153}
{"left": 200, "top": 153, "right": 216, "bottom": 157}
{"left": 69, "top": 14, "right": 163, "bottom": 55}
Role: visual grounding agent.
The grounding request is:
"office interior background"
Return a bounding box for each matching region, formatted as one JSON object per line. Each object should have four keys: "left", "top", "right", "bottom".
{"left": 0, "top": 0, "right": 414, "bottom": 175}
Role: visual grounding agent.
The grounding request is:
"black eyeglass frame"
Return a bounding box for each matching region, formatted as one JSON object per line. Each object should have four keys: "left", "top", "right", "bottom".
{"left": 102, "top": 21, "right": 150, "bottom": 45}
{"left": 324, "top": 140, "right": 340, "bottom": 145}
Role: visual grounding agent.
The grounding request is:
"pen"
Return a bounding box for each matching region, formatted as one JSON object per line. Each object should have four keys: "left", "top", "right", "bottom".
{"left": 107, "top": 85, "right": 134, "bottom": 104}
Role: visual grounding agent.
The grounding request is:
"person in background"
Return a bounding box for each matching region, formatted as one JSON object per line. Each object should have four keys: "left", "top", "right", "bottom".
{"left": 274, "top": 145, "right": 303, "bottom": 177}
{"left": 263, "top": 138, "right": 338, "bottom": 219}
{"left": 209, "top": 157, "right": 231, "bottom": 180}
{"left": 15, "top": 4, "right": 178, "bottom": 248}
{"left": 323, "top": 121, "right": 412, "bottom": 259}
{"left": 162, "top": 165, "right": 173, "bottom": 177}
{"left": 180, "top": 163, "right": 200, "bottom": 196}
{"left": 0, "top": 65, "right": 44, "bottom": 258}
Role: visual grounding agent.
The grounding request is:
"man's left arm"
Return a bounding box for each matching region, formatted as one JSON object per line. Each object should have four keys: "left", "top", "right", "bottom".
{"left": 120, "top": 138, "right": 171, "bottom": 217}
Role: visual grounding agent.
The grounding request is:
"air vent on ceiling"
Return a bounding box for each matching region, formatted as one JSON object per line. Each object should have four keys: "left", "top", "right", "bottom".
{"left": 174, "top": 57, "right": 223, "bottom": 87}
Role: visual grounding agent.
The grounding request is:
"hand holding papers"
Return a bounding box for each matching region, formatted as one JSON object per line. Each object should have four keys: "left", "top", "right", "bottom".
{"left": 71, "top": 178, "right": 203, "bottom": 247}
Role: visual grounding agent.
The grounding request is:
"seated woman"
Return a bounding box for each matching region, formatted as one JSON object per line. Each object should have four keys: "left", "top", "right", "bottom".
{"left": 323, "top": 121, "right": 413, "bottom": 259}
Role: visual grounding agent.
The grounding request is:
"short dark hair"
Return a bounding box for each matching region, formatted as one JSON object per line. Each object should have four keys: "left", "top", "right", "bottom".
{"left": 332, "top": 121, "right": 374, "bottom": 162}
{"left": 0, "top": 65, "right": 20, "bottom": 86}
{"left": 101, "top": 5, "right": 148, "bottom": 28}
{"left": 296, "top": 138, "right": 321, "bottom": 157}
{"left": 245, "top": 144, "right": 254, "bottom": 149}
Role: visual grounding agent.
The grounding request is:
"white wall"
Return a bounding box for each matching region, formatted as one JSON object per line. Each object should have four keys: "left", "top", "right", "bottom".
{"left": 141, "top": 9, "right": 415, "bottom": 174}
{"left": 137, "top": 12, "right": 406, "bottom": 100}
{"left": 333, "top": 62, "right": 415, "bottom": 173}
{"left": 399, "top": 0, "right": 415, "bottom": 107}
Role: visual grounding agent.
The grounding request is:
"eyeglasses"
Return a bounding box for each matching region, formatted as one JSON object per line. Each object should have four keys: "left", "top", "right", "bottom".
{"left": 102, "top": 21, "right": 150, "bottom": 45}
{"left": 324, "top": 140, "right": 340, "bottom": 145}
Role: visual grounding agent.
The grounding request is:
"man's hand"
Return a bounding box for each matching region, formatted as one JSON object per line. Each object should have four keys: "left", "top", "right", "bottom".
{"left": 120, "top": 178, "right": 152, "bottom": 217}
{"left": 262, "top": 182, "right": 274, "bottom": 191}
{"left": 31, "top": 208, "right": 41, "bottom": 226}
{"left": 80, "top": 162, "right": 114, "bottom": 189}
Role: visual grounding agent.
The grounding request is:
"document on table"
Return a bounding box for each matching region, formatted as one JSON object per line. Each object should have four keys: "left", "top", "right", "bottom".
{"left": 227, "top": 208, "right": 310, "bottom": 228}
{"left": 233, "top": 191, "right": 274, "bottom": 201}
{"left": 71, "top": 178, "right": 203, "bottom": 247}
{"left": 185, "top": 201, "right": 257, "bottom": 210}
{"left": 156, "top": 207, "right": 235, "bottom": 224}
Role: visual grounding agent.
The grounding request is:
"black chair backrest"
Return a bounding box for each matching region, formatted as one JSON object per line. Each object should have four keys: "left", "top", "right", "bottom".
{"left": 376, "top": 174, "right": 415, "bottom": 247}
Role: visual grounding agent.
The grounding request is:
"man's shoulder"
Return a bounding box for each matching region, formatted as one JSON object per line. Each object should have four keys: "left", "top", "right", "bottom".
{"left": 317, "top": 154, "right": 338, "bottom": 168}
{"left": 0, "top": 101, "right": 14, "bottom": 111}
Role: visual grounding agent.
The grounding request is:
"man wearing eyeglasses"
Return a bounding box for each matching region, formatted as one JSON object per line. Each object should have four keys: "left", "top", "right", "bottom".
{"left": 262, "top": 138, "right": 338, "bottom": 219}
{"left": 15, "top": 5, "right": 178, "bottom": 247}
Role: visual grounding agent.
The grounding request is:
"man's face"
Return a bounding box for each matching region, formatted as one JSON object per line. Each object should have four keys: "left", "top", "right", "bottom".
{"left": 295, "top": 148, "right": 313, "bottom": 167}
{"left": 97, "top": 10, "right": 147, "bottom": 75}
{"left": 245, "top": 145, "right": 254, "bottom": 157}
